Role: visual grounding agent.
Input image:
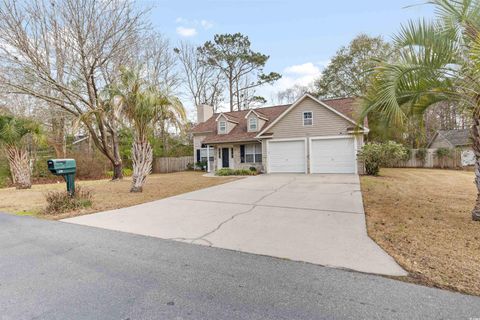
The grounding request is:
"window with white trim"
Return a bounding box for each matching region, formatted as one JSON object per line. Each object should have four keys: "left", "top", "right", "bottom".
{"left": 218, "top": 121, "right": 227, "bottom": 133}
{"left": 303, "top": 111, "right": 313, "bottom": 126}
{"left": 248, "top": 117, "right": 258, "bottom": 131}
{"left": 200, "top": 146, "right": 214, "bottom": 162}
{"left": 245, "top": 144, "right": 262, "bottom": 163}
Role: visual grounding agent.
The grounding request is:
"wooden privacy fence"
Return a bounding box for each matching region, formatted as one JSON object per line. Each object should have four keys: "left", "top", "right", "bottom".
{"left": 152, "top": 156, "right": 194, "bottom": 173}
{"left": 391, "top": 148, "right": 463, "bottom": 169}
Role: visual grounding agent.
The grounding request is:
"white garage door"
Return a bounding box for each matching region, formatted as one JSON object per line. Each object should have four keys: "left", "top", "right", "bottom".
{"left": 310, "top": 137, "right": 356, "bottom": 173}
{"left": 268, "top": 140, "right": 306, "bottom": 173}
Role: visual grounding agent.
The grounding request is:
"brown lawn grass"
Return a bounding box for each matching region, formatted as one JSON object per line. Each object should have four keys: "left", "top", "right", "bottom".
{"left": 361, "top": 168, "right": 480, "bottom": 296}
{"left": 0, "top": 171, "right": 237, "bottom": 220}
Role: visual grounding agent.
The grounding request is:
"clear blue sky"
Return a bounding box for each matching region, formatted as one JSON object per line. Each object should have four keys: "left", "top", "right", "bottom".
{"left": 141, "top": 0, "right": 434, "bottom": 106}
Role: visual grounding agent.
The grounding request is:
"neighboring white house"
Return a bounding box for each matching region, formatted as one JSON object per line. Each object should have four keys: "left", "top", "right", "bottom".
{"left": 191, "top": 94, "right": 368, "bottom": 174}
{"left": 427, "top": 129, "right": 475, "bottom": 166}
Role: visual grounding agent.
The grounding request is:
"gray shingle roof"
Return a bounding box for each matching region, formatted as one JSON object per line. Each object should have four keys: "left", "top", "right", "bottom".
{"left": 437, "top": 129, "right": 471, "bottom": 147}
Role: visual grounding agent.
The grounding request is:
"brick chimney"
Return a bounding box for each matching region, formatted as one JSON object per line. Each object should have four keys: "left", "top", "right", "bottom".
{"left": 196, "top": 104, "right": 214, "bottom": 123}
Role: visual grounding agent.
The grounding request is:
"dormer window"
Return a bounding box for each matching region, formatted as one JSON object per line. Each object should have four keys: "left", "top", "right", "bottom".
{"left": 219, "top": 121, "right": 227, "bottom": 134}
{"left": 248, "top": 117, "right": 258, "bottom": 131}
{"left": 303, "top": 111, "right": 313, "bottom": 126}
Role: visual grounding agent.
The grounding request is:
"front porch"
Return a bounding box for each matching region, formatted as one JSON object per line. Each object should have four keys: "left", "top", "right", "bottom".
{"left": 197, "top": 142, "right": 264, "bottom": 173}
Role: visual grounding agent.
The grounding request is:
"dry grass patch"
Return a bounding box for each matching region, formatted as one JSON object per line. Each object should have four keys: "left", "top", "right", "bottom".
{"left": 361, "top": 168, "right": 480, "bottom": 296}
{"left": 0, "top": 171, "right": 237, "bottom": 219}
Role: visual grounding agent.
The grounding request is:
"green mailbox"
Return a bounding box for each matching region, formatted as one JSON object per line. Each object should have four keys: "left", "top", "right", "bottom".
{"left": 47, "top": 159, "right": 76, "bottom": 196}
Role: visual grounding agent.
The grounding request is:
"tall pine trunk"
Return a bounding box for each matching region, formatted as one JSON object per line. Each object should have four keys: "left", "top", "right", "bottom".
{"left": 130, "top": 138, "right": 152, "bottom": 193}
{"left": 471, "top": 114, "right": 480, "bottom": 221}
{"left": 6, "top": 146, "right": 31, "bottom": 189}
{"left": 229, "top": 72, "right": 234, "bottom": 112}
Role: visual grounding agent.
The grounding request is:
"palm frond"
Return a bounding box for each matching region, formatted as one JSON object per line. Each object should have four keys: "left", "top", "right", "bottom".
{"left": 0, "top": 115, "right": 41, "bottom": 147}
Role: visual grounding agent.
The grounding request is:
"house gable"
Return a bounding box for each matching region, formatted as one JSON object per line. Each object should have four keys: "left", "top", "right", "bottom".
{"left": 246, "top": 113, "right": 265, "bottom": 132}
{"left": 216, "top": 114, "right": 237, "bottom": 134}
{"left": 258, "top": 95, "right": 358, "bottom": 139}
{"left": 427, "top": 129, "right": 471, "bottom": 148}
{"left": 428, "top": 133, "right": 453, "bottom": 149}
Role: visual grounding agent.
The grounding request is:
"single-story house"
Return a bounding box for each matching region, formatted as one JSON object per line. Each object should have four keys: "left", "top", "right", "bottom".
{"left": 191, "top": 94, "right": 368, "bottom": 174}
{"left": 427, "top": 128, "right": 475, "bottom": 166}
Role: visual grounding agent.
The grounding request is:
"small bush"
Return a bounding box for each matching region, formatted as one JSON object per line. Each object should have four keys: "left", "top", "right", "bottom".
{"left": 186, "top": 162, "right": 194, "bottom": 170}
{"left": 436, "top": 147, "right": 452, "bottom": 158}
{"left": 404, "top": 148, "right": 412, "bottom": 160}
{"left": 436, "top": 147, "right": 453, "bottom": 168}
{"left": 215, "top": 168, "right": 236, "bottom": 176}
{"left": 416, "top": 148, "right": 428, "bottom": 163}
{"left": 195, "top": 161, "right": 207, "bottom": 170}
{"left": 44, "top": 186, "right": 93, "bottom": 215}
{"left": 0, "top": 158, "right": 11, "bottom": 188}
{"left": 249, "top": 167, "right": 257, "bottom": 172}
{"left": 215, "top": 168, "right": 257, "bottom": 176}
{"left": 358, "top": 141, "right": 408, "bottom": 176}
{"left": 69, "top": 151, "right": 110, "bottom": 180}
{"left": 32, "top": 154, "right": 52, "bottom": 178}
{"left": 236, "top": 169, "right": 256, "bottom": 175}
{"left": 106, "top": 167, "right": 133, "bottom": 178}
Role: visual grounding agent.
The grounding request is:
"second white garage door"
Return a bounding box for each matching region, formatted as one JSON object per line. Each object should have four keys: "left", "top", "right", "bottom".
{"left": 310, "top": 137, "right": 356, "bottom": 174}
{"left": 268, "top": 140, "right": 306, "bottom": 173}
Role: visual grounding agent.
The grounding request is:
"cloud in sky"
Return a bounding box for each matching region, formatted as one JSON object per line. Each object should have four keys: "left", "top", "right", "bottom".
{"left": 176, "top": 26, "right": 197, "bottom": 37}
{"left": 175, "top": 17, "right": 187, "bottom": 24}
{"left": 284, "top": 62, "right": 320, "bottom": 76}
{"left": 277, "top": 61, "right": 328, "bottom": 90}
{"left": 257, "top": 61, "right": 330, "bottom": 103}
{"left": 200, "top": 19, "right": 214, "bottom": 29}
{"left": 175, "top": 17, "right": 214, "bottom": 37}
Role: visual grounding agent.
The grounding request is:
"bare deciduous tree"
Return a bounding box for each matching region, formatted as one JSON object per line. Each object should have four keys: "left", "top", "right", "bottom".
{"left": 174, "top": 42, "right": 224, "bottom": 111}
{"left": 0, "top": 0, "right": 148, "bottom": 180}
{"left": 141, "top": 33, "right": 181, "bottom": 95}
{"left": 276, "top": 84, "right": 313, "bottom": 104}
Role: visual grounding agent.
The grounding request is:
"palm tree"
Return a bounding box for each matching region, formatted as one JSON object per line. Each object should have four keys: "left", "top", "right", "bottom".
{"left": 112, "top": 69, "right": 186, "bottom": 192}
{"left": 156, "top": 95, "right": 186, "bottom": 155}
{"left": 0, "top": 114, "right": 40, "bottom": 189}
{"left": 361, "top": 0, "right": 480, "bottom": 221}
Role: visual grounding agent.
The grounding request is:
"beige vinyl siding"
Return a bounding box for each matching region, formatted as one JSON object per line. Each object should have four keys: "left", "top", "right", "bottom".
{"left": 216, "top": 115, "right": 237, "bottom": 134}
{"left": 266, "top": 96, "right": 352, "bottom": 139}
{"left": 193, "top": 134, "right": 208, "bottom": 149}
{"left": 193, "top": 133, "right": 217, "bottom": 165}
{"left": 246, "top": 114, "right": 265, "bottom": 133}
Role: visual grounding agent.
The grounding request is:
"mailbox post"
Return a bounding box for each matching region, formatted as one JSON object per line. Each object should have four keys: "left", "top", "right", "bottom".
{"left": 47, "top": 159, "right": 77, "bottom": 196}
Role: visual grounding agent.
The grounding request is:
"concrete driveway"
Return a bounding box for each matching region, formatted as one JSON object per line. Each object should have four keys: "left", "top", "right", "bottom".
{"left": 64, "top": 174, "right": 406, "bottom": 276}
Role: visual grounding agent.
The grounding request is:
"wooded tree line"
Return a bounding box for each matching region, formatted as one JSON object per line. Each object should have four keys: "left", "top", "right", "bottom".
{"left": 358, "top": 0, "right": 479, "bottom": 221}
{"left": 0, "top": 0, "right": 281, "bottom": 191}
{"left": 275, "top": 33, "right": 470, "bottom": 148}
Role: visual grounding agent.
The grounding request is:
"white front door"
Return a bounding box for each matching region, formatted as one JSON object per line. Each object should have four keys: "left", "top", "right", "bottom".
{"left": 310, "top": 137, "right": 356, "bottom": 173}
{"left": 267, "top": 139, "right": 306, "bottom": 173}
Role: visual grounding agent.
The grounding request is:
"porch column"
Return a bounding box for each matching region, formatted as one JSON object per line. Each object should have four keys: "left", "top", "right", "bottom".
{"left": 206, "top": 145, "right": 210, "bottom": 173}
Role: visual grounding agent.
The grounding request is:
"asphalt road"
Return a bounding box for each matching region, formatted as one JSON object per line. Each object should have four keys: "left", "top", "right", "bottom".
{"left": 1, "top": 213, "right": 479, "bottom": 320}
